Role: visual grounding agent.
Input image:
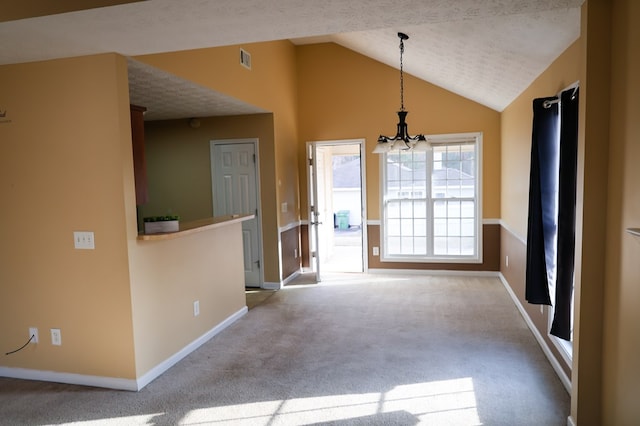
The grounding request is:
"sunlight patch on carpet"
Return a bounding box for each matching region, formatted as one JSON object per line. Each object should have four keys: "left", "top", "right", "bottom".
{"left": 180, "top": 377, "right": 481, "bottom": 425}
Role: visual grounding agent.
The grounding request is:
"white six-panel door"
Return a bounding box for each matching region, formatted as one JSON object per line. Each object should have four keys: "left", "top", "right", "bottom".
{"left": 211, "top": 140, "right": 261, "bottom": 287}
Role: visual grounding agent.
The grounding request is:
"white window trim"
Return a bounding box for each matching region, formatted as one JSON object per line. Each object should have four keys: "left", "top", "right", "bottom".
{"left": 379, "top": 132, "right": 483, "bottom": 264}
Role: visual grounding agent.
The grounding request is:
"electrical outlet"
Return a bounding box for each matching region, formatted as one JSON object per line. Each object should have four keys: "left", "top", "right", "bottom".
{"left": 51, "top": 328, "right": 62, "bottom": 346}
{"left": 29, "top": 327, "right": 39, "bottom": 344}
{"left": 372, "top": 246, "right": 379, "bottom": 256}
{"left": 193, "top": 300, "right": 200, "bottom": 317}
{"left": 294, "top": 248, "right": 298, "bottom": 258}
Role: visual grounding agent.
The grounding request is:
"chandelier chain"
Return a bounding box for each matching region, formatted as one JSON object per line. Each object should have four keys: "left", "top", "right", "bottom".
{"left": 399, "top": 38, "right": 405, "bottom": 111}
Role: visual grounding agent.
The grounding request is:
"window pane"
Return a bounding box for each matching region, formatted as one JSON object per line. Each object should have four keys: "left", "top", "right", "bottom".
{"left": 461, "top": 201, "right": 475, "bottom": 218}
{"left": 434, "top": 219, "right": 447, "bottom": 236}
{"left": 448, "top": 219, "right": 461, "bottom": 236}
{"left": 414, "top": 200, "right": 427, "bottom": 218}
{"left": 400, "top": 200, "right": 413, "bottom": 218}
{"left": 461, "top": 237, "right": 475, "bottom": 255}
{"left": 414, "top": 219, "right": 427, "bottom": 237}
{"left": 434, "top": 237, "right": 447, "bottom": 255}
{"left": 387, "top": 201, "right": 400, "bottom": 218}
{"left": 461, "top": 219, "right": 475, "bottom": 236}
{"left": 414, "top": 237, "right": 427, "bottom": 255}
{"left": 447, "top": 237, "right": 461, "bottom": 254}
{"left": 447, "top": 201, "right": 461, "bottom": 217}
{"left": 401, "top": 219, "right": 413, "bottom": 236}
{"left": 434, "top": 200, "right": 447, "bottom": 218}
{"left": 401, "top": 237, "right": 414, "bottom": 254}
{"left": 388, "top": 236, "right": 400, "bottom": 254}
{"left": 387, "top": 219, "right": 400, "bottom": 235}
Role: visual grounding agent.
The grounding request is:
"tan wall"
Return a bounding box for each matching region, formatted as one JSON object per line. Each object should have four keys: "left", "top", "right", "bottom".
{"left": 140, "top": 114, "right": 281, "bottom": 283}
{"left": 500, "top": 41, "right": 581, "bottom": 237}
{"left": 603, "top": 0, "right": 640, "bottom": 423}
{"left": 296, "top": 43, "right": 501, "bottom": 222}
{"left": 0, "top": 54, "right": 137, "bottom": 379}
{"left": 128, "top": 222, "right": 246, "bottom": 376}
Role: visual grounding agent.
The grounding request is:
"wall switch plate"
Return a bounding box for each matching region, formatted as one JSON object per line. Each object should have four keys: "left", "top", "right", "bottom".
{"left": 74, "top": 231, "right": 95, "bottom": 249}
{"left": 372, "top": 246, "right": 379, "bottom": 256}
{"left": 29, "top": 327, "right": 38, "bottom": 344}
{"left": 281, "top": 202, "right": 288, "bottom": 213}
{"left": 193, "top": 300, "right": 200, "bottom": 317}
{"left": 506, "top": 255, "right": 509, "bottom": 267}
{"left": 51, "top": 328, "right": 62, "bottom": 346}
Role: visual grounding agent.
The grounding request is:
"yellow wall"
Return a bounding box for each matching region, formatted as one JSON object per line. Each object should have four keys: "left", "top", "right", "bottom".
{"left": 501, "top": 42, "right": 581, "bottom": 237}
{"left": 0, "top": 54, "right": 137, "bottom": 379}
{"left": 296, "top": 43, "right": 501, "bottom": 221}
{"left": 603, "top": 0, "right": 640, "bottom": 423}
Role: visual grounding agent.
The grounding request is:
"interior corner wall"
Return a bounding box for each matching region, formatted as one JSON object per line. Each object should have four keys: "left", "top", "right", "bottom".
{"left": 602, "top": 0, "right": 640, "bottom": 423}
{"left": 499, "top": 39, "right": 581, "bottom": 386}
{"left": 0, "top": 54, "right": 137, "bottom": 380}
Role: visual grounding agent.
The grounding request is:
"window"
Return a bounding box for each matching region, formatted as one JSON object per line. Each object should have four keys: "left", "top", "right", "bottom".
{"left": 381, "top": 133, "right": 482, "bottom": 262}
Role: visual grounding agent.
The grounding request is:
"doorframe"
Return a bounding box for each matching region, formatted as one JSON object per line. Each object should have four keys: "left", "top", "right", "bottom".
{"left": 306, "top": 139, "right": 368, "bottom": 279}
{"left": 210, "top": 138, "right": 265, "bottom": 287}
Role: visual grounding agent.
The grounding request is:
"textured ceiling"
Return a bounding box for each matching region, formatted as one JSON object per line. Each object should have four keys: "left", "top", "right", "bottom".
{"left": 0, "top": 0, "right": 584, "bottom": 117}
{"left": 127, "top": 59, "right": 267, "bottom": 121}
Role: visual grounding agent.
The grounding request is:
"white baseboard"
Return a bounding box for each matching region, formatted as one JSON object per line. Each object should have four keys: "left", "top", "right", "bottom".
{"left": 0, "top": 366, "right": 139, "bottom": 391}
{"left": 136, "top": 306, "right": 248, "bottom": 390}
{"left": 0, "top": 306, "right": 248, "bottom": 391}
{"left": 281, "top": 269, "right": 301, "bottom": 287}
{"left": 498, "top": 273, "right": 572, "bottom": 393}
{"left": 263, "top": 281, "right": 283, "bottom": 290}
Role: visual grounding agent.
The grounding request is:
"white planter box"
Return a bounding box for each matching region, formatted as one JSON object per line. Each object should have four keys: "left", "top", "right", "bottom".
{"left": 144, "top": 220, "right": 179, "bottom": 234}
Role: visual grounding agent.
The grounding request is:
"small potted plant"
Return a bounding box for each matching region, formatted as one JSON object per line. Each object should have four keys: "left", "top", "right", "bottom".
{"left": 143, "top": 215, "right": 180, "bottom": 234}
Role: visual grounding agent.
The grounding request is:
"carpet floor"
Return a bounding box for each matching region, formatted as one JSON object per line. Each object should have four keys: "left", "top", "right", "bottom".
{"left": 0, "top": 273, "right": 570, "bottom": 425}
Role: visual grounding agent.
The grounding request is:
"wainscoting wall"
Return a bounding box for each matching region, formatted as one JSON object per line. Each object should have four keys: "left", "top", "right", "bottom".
{"left": 280, "top": 224, "right": 302, "bottom": 282}
{"left": 367, "top": 223, "right": 501, "bottom": 272}
{"left": 500, "top": 224, "right": 571, "bottom": 380}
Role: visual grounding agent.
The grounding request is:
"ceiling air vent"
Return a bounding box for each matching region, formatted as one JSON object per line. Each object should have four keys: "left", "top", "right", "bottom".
{"left": 240, "top": 48, "right": 251, "bottom": 70}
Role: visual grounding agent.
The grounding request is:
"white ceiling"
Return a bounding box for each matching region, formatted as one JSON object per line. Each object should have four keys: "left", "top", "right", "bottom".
{"left": 0, "top": 0, "right": 584, "bottom": 119}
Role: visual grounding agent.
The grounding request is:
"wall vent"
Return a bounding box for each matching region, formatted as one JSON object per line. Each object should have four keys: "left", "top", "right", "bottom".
{"left": 240, "top": 48, "right": 251, "bottom": 70}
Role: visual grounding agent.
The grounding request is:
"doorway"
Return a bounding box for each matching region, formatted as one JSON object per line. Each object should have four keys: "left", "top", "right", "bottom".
{"left": 210, "top": 139, "right": 262, "bottom": 287}
{"left": 307, "top": 140, "right": 366, "bottom": 281}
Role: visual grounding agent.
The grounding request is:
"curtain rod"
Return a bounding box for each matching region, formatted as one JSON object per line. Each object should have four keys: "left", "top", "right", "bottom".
{"left": 543, "top": 81, "right": 580, "bottom": 109}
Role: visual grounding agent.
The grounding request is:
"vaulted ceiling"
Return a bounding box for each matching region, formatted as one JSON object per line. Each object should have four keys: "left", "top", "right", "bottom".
{"left": 0, "top": 0, "right": 584, "bottom": 118}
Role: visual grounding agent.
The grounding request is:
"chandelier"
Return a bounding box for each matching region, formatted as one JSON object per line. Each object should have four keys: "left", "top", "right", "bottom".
{"left": 373, "top": 32, "right": 428, "bottom": 153}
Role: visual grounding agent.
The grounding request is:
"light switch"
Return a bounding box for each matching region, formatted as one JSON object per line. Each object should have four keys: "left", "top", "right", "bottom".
{"left": 74, "top": 231, "right": 95, "bottom": 249}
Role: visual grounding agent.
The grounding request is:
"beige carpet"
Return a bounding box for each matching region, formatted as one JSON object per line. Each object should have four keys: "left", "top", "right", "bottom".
{"left": 0, "top": 273, "right": 569, "bottom": 425}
